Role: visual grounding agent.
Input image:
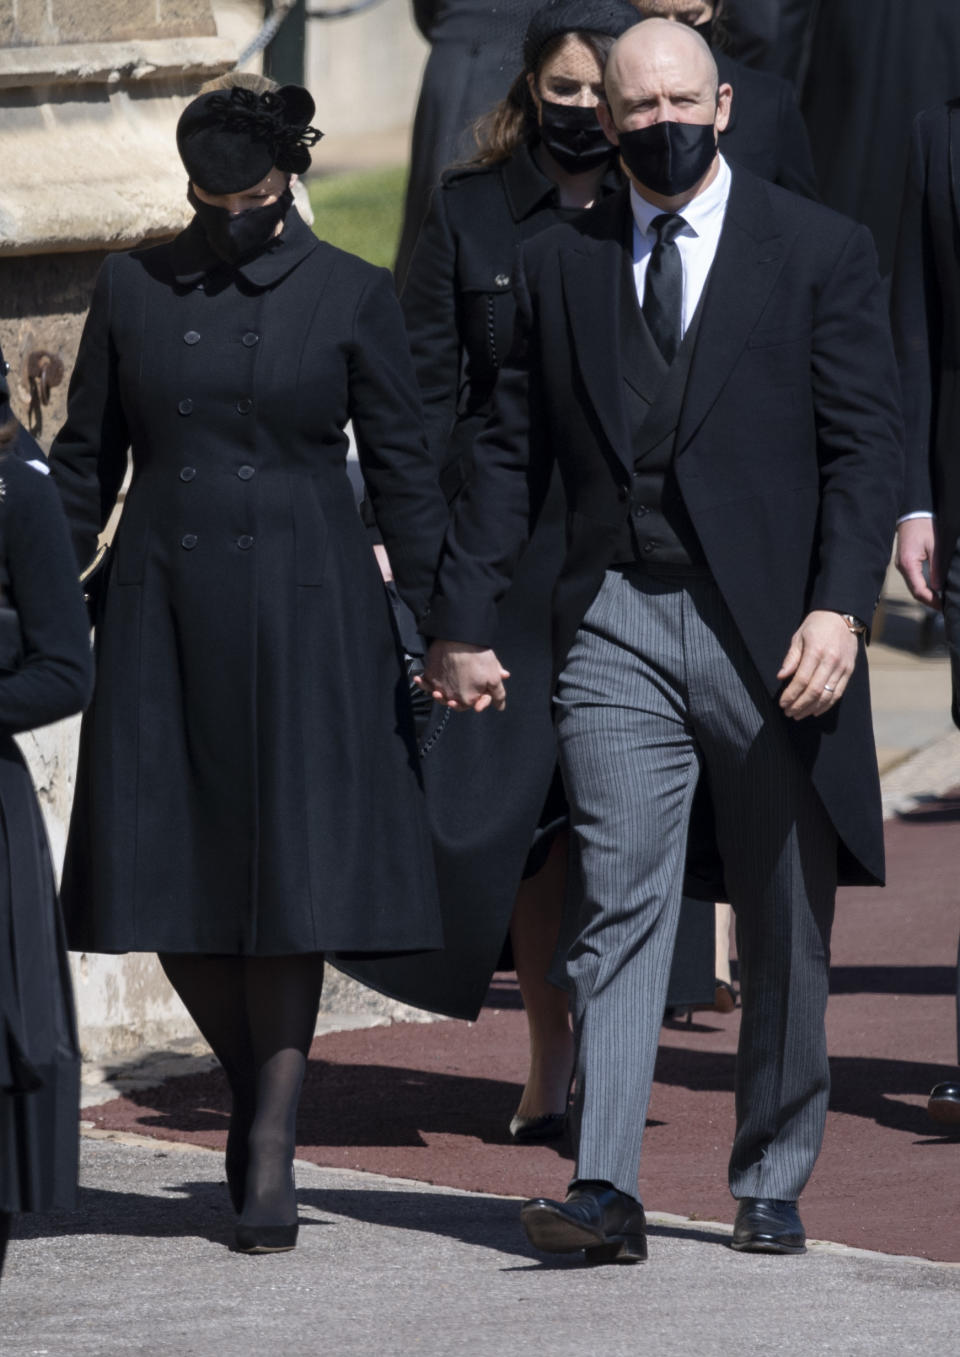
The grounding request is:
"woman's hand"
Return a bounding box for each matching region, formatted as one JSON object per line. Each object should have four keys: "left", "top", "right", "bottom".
{"left": 414, "top": 640, "right": 510, "bottom": 712}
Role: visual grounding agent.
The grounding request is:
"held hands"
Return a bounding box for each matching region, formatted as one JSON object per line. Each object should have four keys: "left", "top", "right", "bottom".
{"left": 777, "top": 610, "right": 860, "bottom": 720}
{"left": 895, "top": 518, "right": 941, "bottom": 609}
{"left": 414, "top": 639, "right": 510, "bottom": 713}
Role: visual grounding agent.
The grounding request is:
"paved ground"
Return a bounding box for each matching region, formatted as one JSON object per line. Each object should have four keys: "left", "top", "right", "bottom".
{"left": 4, "top": 591, "right": 959, "bottom": 1351}
{"left": 4, "top": 1137, "right": 959, "bottom": 1357}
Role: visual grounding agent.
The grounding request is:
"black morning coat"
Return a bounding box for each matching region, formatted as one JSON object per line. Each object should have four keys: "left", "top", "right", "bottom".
{"left": 422, "top": 167, "right": 904, "bottom": 890}
{"left": 49, "top": 209, "right": 451, "bottom": 956}
{"left": 891, "top": 102, "right": 960, "bottom": 545}
{"left": 348, "top": 119, "right": 815, "bottom": 1021}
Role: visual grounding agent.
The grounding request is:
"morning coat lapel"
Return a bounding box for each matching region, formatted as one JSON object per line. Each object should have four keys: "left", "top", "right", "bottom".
{"left": 558, "top": 189, "right": 634, "bottom": 471}
{"left": 676, "top": 168, "right": 787, "bottom": 451}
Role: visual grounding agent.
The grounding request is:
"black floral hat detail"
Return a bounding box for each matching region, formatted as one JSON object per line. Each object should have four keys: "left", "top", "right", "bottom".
{"left": 177, "top": 84, "right": 323, "bottom": 194}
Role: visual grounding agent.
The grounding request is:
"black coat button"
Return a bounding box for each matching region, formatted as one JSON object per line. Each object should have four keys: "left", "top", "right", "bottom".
{"left": 180, "top": 466, "right": 197, "bottom": 482}
{"left": 237, "top": 535, "right": 254, "bottom": 550}
{"left": 184, "top": 331, "right": 201, "bottom": 345}
{"left": 178, "top": 398, "right": 193, "bottom": 415}
{"left": 237, "top": 398, "right": 253, "bottom": 414}
{"left": 237, "top": 465, "right": 255, "bottom": 480}
{"left": 642, "top": 541, "right": 657, "bottom": 553}
{"left": 181, "top": 533, "right": 198, "bottom": 549}
{"left": 635, "top": 504, "right": 649, "bottom": 516}
{"left": 241, "top": 332, "right": 259, "bottom": 347}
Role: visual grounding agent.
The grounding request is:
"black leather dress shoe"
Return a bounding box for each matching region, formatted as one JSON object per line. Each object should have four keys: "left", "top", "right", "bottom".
{"left": 520, "top": 1181, "right": 647, "bottom": 1265}
{"left": 928, "top": 1081, "right": 960, "bottom": 1128}
{"left": 731, "top": 1198, "right": 806, "bottom": 1254}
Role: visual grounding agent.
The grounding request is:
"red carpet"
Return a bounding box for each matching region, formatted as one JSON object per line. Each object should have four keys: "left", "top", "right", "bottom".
{"left": 90, "top": 812, "right": 960, "bottom": 1262}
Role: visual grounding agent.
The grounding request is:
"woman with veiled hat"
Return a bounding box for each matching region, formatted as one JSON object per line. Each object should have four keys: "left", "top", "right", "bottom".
{"left": 49, "top": 84, "right": 449, "bottom": 1254}
{"left": 348, "top": 0, "right": 640, "bottom": 1144}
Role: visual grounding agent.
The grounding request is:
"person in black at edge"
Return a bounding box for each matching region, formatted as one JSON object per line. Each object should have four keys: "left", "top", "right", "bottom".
{"left": 0, "top": 366, "right": 93, "bottom": 1280}
{"left": 891, "top": 96, "right": 960, "bottom": 1132}
{"left": 48, "top": 85, "right": 449, "bottom": 1255}
{"left": 348, "top": 0, "right": 640, "bottom": 1144}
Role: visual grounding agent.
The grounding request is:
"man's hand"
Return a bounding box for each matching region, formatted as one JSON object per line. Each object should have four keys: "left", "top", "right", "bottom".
{"left": 895, "top": 517, "right": 941, "bottom": 609}
{"left": 414, "top": 640, "right": 510, "bottom": 712}
{"left": 777, "top": 610, "right": 860, "bottom": 720}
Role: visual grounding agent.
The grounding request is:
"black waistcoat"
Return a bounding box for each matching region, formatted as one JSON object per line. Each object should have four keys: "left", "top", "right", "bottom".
{"left": 613, "top": 257, "right": 707, "bottom": 567}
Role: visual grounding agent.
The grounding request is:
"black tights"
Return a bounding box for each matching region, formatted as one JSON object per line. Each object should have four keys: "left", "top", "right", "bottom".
{"left": 0, "top": 1211, "right": 11, "bottom": 1278}
{"left": 158, "top": 953, "right": 324, "bottom": 1227}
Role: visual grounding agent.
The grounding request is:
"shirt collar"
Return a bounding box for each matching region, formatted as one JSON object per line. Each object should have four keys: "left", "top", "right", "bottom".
{"left": 501, "top": 141, "right": 622, "bottom": 221}
{"left": 172, "top": 206, "right": 319, "bottom": 289}
{"left": 629, "top": 152, "right": 732, "bottom": 239}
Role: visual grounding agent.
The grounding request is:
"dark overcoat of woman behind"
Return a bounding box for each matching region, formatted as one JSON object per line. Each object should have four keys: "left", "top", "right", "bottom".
{"left": 49, "top": 80, "right": 450, "bottom": 1254}
{"left": 349, "top": 0, "right": 641, "bottom": 1144}
{"left": 0, "top": 442, "right": 93, "bottom": 1277}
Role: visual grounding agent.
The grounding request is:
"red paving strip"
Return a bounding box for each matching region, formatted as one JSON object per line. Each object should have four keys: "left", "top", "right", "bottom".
{"left": 90, "top": 814, "right": 960, "bottom": 1262}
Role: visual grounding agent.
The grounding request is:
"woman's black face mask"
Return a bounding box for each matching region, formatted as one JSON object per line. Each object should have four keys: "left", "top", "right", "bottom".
{"left": 538, "top": 98, "right": 616, "bottom": 175}
{"left": 187, "top": 183, "right": 294, "bottom": 264}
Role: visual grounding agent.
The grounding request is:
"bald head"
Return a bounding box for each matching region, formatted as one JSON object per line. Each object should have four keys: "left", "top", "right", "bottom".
{"left": 606, "top": 18, "right": 719, "bottom": 118}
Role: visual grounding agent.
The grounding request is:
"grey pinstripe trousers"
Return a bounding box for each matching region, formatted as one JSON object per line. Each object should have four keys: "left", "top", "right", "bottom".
{"left": 554, "top": 566, "right": 837, "bottom": 1202}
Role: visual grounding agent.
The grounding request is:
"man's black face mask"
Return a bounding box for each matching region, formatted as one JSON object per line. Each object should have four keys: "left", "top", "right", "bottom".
{"left": 616, "top": 119, "right": 717, "bottom": 197}
{"left": 187, "top": 184, "right": 294, "bottom": 264}
{"left": 538, "top": 98, "right": 616, "bottom": 175}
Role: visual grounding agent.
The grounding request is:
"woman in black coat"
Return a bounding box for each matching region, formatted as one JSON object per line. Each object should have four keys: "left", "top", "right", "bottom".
{"left": 351, "top": 0, "right": 640, "bottom": 1143}
{"left": 0, "top": 426, "right": 94, "bottom": 1276}
{"left": 49, "top": 85, "right": 449, "bottom": 1254}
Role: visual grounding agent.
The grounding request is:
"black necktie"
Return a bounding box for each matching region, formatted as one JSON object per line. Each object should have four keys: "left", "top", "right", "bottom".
{"left": 642, "top": 213, "right": 686, "bottom": 365}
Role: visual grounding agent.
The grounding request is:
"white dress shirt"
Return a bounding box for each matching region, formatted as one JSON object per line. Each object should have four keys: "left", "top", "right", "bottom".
{"left": 630, "top": 153, "right": 732, "bottom": 336}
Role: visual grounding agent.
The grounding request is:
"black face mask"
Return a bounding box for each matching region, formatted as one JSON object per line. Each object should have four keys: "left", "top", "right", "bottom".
{"left": 538, "top": 99, "right": 616, "bottom": 175}
{"left": 187, "top": 184, "right": 294, "bottom": 264}
{"left": 691, "top": 17, "right": 713, "bottom": 46}
{"left": 617, "top": 119, "right": 717, "bottom": 197}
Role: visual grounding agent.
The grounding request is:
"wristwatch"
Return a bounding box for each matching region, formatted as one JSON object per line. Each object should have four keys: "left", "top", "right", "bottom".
{"left": 839, "top": 613, "right": 867, "bottom": 635}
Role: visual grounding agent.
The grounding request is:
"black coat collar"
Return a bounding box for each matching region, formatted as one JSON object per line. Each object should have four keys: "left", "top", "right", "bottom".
{"left": 500, "top": 141, "right": 621, "bottom": 222}
{"left": 172, "top": 205, "right": 319, "bottom": 289}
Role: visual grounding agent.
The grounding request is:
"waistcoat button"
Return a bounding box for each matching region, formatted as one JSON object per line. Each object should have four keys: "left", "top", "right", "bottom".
{"left": 237, "top": 465, "right": 255, "bottom": 480}
{"left": 237, "top": 398, "right": 253, "bottom": 415}
{"left": 178, "top": 398, "right": 193, "bottom": 415}
{"left": 237, "top": 535, "right": 254, "bottom": 550}
{"left": 183, "top": 331, "right": 201, "bottom": 345}
{"left": 179, "top": 467, "right": 197, "bottom": 482}
{"left": 181, "top": 533, "right": 198, "bottom": 549}
{"left": 242, "top": 332, "right": 260, "bottom": 347}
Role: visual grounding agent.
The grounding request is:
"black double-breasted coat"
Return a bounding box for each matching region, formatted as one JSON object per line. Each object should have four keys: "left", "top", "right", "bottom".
{"left": 50, "top": 211, "right": 450, "bottom": 956}
{"left": 423, "top": 169, "right": 904, "bottom": 889}
{"left": 348, "top": 147, "right": 619, "bottom": 1019}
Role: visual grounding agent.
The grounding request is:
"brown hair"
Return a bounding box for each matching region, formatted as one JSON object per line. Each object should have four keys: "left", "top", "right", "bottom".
{"left": 468, "top": 31, "right": 616, "bottom": 167}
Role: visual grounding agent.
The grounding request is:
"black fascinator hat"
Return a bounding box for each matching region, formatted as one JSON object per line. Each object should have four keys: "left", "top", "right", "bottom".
{"left": 177, "top": 84, "right": 323, "bottom": 194}
{"left": 523, "top": 0, "right": 639, "bottom": 72}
